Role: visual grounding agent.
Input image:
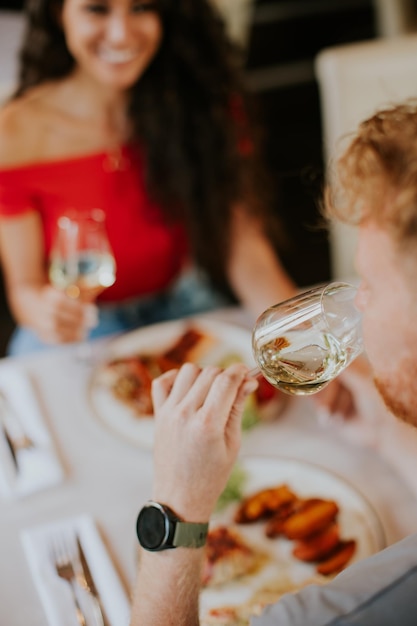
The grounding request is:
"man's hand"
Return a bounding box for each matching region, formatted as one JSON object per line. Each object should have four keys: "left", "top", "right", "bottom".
{"left": 151, "top": 362, "right": 258, "bottom": 522}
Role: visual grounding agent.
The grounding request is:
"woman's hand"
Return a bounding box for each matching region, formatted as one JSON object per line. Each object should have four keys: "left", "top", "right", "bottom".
{"left": 0, "top": 212, "right": 97, "bottom": 345}
{"left": 23, "top": 284, "right": 97, "bottom": 345}
{"left": 151, "top": 362, "right": 258, "bottom": 522}
{"left": 313, "top": 356, "right": 417, "bottom": 498}
{"left": 314, "top": 356, "right": 394, "bottom": 450}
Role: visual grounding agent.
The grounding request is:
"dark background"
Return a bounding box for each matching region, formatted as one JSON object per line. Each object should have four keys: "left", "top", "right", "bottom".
{"left": 0, "top": 0, "right": 379, "bottom": 354}
{"left": 245, "top": 0, "right": 376, "bottom": 288}
{"left": 0, "top": 0, "right": 23, "bottom": 6}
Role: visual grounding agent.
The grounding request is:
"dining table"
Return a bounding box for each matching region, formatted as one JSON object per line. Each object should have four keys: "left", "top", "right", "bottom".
{"left": 1, "top": 306, "right": 417, "bottom": 626}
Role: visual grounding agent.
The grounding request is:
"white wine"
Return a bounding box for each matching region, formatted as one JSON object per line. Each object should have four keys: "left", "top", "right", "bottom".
{"left": 256, "top": 332, "right": 349, "bottom": 395}
{"left": 252, "top": 283, "right": 362, "bottom": 396}
{"left": 49, "top": 251, "right": 116, "bottom": 301}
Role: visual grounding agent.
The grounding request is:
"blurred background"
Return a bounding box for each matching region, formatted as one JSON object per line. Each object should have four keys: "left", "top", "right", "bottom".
{"left": 0, "top": 0, "right": 417, "bottom": 356}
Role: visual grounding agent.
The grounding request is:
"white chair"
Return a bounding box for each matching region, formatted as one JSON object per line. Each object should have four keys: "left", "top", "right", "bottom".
{"left": 210, "top": 0, "right": 254, "bottom": 48}
{"left": 315, "top": 33, "right": 417, "bottom": 280}
{"left": 373, "top": 0, "right": 417, "bottom": 37}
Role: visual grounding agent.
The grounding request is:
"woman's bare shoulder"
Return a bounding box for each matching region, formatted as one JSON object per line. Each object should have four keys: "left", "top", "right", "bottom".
{"left": 0, "top": 85, "right": 58, "bottom": 168}
{"left": 0, "top": 98, "right": 40, "bottom": 168}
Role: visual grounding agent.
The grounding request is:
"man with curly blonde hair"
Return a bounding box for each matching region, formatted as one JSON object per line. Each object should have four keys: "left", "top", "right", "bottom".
{"left": 131, "top": 103, "right": 417, "bottom": 626}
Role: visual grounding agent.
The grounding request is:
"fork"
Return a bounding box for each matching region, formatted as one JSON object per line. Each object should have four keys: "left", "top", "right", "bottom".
{"left": 51, "top": 534, "right": 87, "bottom": 626}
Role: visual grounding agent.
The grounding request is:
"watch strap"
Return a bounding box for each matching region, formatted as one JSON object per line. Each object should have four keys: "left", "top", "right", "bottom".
{"left": 173, "top": 520, "right": 209, "bottom": 548}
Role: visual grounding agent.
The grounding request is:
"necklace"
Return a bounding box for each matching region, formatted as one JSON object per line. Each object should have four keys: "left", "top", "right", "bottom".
{"left": 103, "top": 145, "right": 130, "bottom": 172}
{"left": 99, "top": 113, "right": 131, "bottom": 172}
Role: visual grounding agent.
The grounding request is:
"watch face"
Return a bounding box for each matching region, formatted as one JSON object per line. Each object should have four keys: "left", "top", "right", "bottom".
{"left": 137, "top": 503, "right": 170, "bottom": 551}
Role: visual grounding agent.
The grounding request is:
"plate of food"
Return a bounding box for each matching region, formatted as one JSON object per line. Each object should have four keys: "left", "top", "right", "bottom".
{"left": 200, "top": 455, "right": 386, "bottom": 625}
{"left": 89, "top": 317, "right": 284, "bottom": 448}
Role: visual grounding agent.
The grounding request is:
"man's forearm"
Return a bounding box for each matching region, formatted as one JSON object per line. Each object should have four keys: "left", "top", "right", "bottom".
{"left": 131, "top": 548, "right": 204, "bottom": 626}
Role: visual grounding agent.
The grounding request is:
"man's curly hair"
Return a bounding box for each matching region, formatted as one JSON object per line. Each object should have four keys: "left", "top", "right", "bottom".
{"left": 16, "top": 0, "right": 276, "bottom": 291}
{"left": 325, "top": 102, "right": 417, "bottom": 250}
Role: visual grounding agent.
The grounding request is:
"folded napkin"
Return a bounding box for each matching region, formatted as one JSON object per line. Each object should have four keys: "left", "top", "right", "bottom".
{"left": 21, "top": 514, "right": 131, "bottom": 626}
{"left": 0, "top": 364, "right": 64, "bottom": 498}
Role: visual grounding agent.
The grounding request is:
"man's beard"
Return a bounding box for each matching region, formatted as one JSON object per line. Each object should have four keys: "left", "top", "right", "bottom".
{"left": 374, "top": 359, "right": 417, "bottom": 427}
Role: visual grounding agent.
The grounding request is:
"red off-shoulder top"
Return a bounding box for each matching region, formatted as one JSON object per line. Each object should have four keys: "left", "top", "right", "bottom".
{"left": 0, "top": 145, "right": 189, "bottom": 303}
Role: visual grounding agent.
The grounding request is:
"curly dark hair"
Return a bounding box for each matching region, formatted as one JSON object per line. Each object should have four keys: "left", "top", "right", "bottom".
{"left": 16, "top": 0, "right": 276, "bottom": 291}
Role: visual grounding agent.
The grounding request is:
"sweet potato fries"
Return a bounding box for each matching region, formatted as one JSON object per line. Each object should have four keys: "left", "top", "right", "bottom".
{"left": 234, "top": 484, "right": 356, "bottom": 576}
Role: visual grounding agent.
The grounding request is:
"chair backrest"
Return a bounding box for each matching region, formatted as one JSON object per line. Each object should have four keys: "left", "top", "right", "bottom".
{"left": 211, "top": 0, "right": 254, "bottom": 47}
{"left": 374, "top": 0, "right": 417, "bottom": 37}
{"left": 315, "top": 33, "right": 417, "bottom": 280}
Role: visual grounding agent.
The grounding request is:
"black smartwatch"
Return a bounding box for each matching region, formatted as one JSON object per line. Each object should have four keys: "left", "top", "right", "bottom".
{"left": 136, "top": 501, "right": 209, "bottom": 551}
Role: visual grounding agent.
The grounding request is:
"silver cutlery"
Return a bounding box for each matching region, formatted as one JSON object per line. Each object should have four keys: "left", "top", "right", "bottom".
{"left": 0, "top": 389, "right": 34, "bottom": 471}
{"left": 1, "top": 425, "right": 19, "bottom": 471}
{"left": 51, "top": 534, "right": 87, "bottom": 626}
{"left": 76, "top": 536, "right": 108, "bottom": 626}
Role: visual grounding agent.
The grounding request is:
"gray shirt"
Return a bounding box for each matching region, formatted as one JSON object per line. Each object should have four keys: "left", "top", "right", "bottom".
{"left": 253, "top": 532, "right": 417, "bottom": 625}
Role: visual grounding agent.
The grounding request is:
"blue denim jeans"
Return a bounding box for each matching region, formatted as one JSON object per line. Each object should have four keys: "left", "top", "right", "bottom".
{"left": 8, "top": 269, "right": 232, "bottom": 356}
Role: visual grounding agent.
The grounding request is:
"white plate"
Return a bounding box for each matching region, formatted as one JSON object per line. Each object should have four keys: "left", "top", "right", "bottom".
{"left": 200, "top": 455, "right": 386, "bottom": 621}
{"left": 89, "top": 317, "right": 257, "bottom": 448}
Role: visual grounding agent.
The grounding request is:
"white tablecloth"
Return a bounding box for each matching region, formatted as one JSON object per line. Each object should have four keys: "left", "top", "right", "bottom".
{"left": 1, "top": 307, "right": 417, "bottom": 625}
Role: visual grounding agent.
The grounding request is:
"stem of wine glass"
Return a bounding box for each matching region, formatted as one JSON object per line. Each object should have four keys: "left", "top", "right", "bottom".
{"left": 247, "top": 366, "right": 262, "bottom": 378}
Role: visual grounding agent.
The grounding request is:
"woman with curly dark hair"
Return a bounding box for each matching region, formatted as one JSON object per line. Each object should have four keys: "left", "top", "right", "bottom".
{"left": 0, "top": 0, "right": 295, "bottom": 355}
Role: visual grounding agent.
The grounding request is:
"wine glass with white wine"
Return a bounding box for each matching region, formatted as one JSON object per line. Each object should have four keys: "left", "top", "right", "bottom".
{"left": 251, "top": 282, "right": 363, "bottom": 395}
{"left": 49, "top": 209, "right": 116, "bottom": 358}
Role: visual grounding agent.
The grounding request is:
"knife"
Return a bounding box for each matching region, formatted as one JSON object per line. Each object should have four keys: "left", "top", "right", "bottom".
{"left": 76, "top": 536, "right": 109, "bottom": 626}
{"left": 1, "top": 425, "right": 18, "bottom": 472}
{"left": 0, "top": 389, "right": 34, "bottom": 454}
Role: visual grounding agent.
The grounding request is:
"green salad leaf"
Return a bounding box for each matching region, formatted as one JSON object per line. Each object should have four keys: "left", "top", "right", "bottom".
{"left": 217, "top": 352, "right": 245, "bottom": 368}
{"left": 216, "top": 462, "right": 248, "bottom": 512}
{"left": 241, "top": 392, "right": 261, "bottom": 431}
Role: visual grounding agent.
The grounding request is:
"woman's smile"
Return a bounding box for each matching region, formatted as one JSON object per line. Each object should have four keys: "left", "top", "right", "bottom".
{"left": 97, "top": 46, "right": 141, "bottom": 66}
{"left": 61, "top": 0, "right": 163, "bottom": 90}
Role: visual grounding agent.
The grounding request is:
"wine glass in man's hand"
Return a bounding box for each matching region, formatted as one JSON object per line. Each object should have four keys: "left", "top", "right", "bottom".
{"left": 251, "top": 282, "right": 363, "bottom": 396}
